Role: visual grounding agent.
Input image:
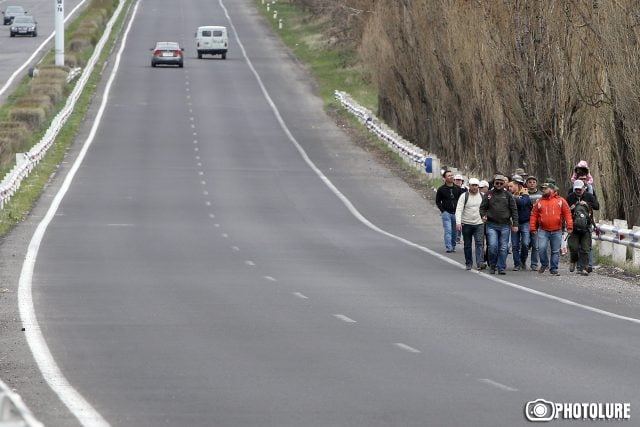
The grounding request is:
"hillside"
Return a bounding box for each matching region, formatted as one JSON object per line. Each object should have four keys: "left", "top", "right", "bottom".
{"left": 293, "top": 0, "right": 640, "bottom": 225}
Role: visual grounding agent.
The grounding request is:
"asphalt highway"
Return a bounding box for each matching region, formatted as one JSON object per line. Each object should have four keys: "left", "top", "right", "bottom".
{"left": 5, "top": 0, "right": 640, "bottom": 426}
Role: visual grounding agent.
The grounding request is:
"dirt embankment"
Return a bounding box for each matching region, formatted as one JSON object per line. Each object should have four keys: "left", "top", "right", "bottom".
{"left": 294, "top": 0, "right": 640, "bottom": 225}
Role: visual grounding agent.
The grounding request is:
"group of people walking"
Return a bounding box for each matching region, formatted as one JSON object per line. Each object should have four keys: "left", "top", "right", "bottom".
{"left": 435, "top": 162, "right": 599, "bottom": 276}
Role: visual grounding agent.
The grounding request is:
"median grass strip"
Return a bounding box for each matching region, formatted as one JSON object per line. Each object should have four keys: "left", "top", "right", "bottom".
{"left": 0, "top": 0, "right": 131, "bottom": 236}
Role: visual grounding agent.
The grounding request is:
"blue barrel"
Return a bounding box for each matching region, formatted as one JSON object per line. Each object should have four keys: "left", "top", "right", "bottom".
{"left": 425, "top": 157, "right": 433, "bottom": 173}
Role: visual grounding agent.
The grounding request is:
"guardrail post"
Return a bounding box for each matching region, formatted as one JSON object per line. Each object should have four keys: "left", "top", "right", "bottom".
{"left": 599, "top": 220, "right": 613, "bottom": 257}
{"left": 613, "top": 219, "right": 628, "bottom": 263}
{"left": 632, "top": 226, "right": 640, "bottom": 267}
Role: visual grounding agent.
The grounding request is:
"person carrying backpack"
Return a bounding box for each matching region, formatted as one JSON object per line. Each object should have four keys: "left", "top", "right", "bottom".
{"left": 566, "top": 179, "right": 598, "bottom": 276}
{"left": 455, "top": 178, "right": 485, "bottom": 270}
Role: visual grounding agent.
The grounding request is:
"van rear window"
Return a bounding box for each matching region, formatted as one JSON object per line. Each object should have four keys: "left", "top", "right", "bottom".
{"left": 213, "top": 30, "right": 223, "bottom": 37}
{"left": 202, "top": 30, "right": 212, "bottom": 37}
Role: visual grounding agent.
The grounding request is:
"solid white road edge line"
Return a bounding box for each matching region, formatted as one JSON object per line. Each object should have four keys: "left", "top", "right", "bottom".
{"left": 17, "top": 1, "right": 142, "bottom": 426}
{"left": 219, "top": 0, "right": 640, "bottom": 327}
{"left": 0, "top": 0, "right": 91, "bottom": 98}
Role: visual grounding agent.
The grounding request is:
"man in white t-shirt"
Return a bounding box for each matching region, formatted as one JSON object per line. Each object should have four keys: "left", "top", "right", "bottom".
{"left": 455, "top": 178, "right": 485, "bottom": 270}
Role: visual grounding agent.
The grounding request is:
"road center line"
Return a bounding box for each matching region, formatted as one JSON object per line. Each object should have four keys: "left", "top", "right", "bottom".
{"left": 478, "top": 378, "right": 518, "bottom": 392}
{"left": 394, "top": 343, "right": 421, "bottom": 353}
{"left": 333, "top": 314, "right": 357, "bottom": 323}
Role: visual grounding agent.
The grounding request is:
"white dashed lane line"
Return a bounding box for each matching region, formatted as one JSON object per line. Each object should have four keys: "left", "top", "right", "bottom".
{"left": 245, "top": 260, "right": 256, "bottom": 266}
{"left": 221, "top": 233, "right": 229, "bottom": 238}
{"left": 292, "top": 292, "right": 309, "bottom": 300}
{"left": 231, "top": 246, "right": 240, "bottom": 252}
{"left": 333, "top": 314, "right": 357, "bottom": 323}
{"left": 478, "top": 378, "right": 518, "bottom": 392}
{"left": 394, "top": 343, "right": 421, "bottom": 354}
{"left": 263, "top": 276, "right": 277, "bottom": 282}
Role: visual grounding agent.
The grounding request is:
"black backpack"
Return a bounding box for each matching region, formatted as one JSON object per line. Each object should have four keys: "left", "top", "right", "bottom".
{"left": 572, "top": 203, "right": 591, "bottom": 233}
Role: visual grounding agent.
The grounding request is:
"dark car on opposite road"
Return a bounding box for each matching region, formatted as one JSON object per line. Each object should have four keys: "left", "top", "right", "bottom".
{"left": 150, "top": 42, "right": 184, "bottom": 68}
{"left": 9, "top": 15, "right": 37, "bottom": 37}
{"left": 2, "top": 5, "right": 27, "bottom": 25}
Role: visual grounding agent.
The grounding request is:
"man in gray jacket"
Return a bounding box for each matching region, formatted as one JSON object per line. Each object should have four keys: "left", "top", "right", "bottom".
{"left": 479, "top": 175, "right": 518, "bottom": 274}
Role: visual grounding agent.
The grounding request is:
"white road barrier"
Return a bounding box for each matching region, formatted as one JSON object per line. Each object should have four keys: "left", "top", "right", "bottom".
{"left": 0, "top": 379, "right": 43, "bottom": 427}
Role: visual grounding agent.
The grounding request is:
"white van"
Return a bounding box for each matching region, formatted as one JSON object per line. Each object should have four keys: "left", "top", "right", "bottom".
{"left": 195, "top": 26, "right": 228, "bottom": 59}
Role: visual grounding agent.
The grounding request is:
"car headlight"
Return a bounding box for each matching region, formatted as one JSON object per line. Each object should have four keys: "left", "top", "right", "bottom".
{"left": 10, "top": 27, "right": 16, "bottom": 31}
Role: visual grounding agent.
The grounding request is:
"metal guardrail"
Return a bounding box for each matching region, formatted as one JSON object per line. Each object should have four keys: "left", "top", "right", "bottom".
{"left": 595, "top": 224, "right": 640, "bottom": 249}
{"left": 335, "top": 90, "right": 430, "bottom": 172}
{"left": 0, "top": 379, "right": 43, "bottom": 427}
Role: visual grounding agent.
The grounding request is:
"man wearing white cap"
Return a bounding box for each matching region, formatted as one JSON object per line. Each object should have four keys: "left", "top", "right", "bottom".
{"left": 566, "top": 179, "right": 598, "bottom": 275}
{"left": 455, "top": 178, "right": 485, "bottom": 270}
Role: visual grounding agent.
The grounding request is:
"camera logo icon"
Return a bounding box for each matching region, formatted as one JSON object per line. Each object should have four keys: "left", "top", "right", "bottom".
{"left": 525, "top": 399, "right": 557, "bottom": 422}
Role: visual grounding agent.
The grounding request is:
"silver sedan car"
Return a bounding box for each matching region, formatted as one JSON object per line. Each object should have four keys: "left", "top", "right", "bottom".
{"left": 150, "top": 42, "right": 184, "bottom": 68}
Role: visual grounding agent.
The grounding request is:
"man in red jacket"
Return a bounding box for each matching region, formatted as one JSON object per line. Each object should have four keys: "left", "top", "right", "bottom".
{"left": 530, "top": 183, "right": 573, "bottom": 275}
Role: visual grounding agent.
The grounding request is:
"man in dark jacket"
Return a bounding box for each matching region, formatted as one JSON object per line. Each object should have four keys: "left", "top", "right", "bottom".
{"left": 566, "top": 179, "right": 598, "bottom": 275}
{"left": 436, "top": 170, "right": 464, "bottom": 253}
{"left": 480, "top": 174, "right": 518, "bottom": 274}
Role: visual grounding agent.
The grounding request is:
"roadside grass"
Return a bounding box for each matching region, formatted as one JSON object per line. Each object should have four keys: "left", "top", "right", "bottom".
{"left": 593, "top": 246, "right": 640, "bottom": 275}
{"left": 254, "top": 1, "right": 377, "bottom": 111}
{"left": 0, "top": 0, "right": 130, "bottom": 236}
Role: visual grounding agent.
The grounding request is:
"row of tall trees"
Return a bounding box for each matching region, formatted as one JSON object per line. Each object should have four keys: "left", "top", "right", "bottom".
{"left": 294, "top": 0, "right": 640, "bottom": 224}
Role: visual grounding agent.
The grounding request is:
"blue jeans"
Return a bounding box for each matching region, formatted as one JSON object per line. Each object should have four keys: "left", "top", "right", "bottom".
{"left": 441, "top": 211, "right": 457, "bottom": 251}
{"left": 537, "top": 229, "right": 562, "bottom": 272}
{"left": 511, "top": 222, "right": 530, "bottom": 267}
{"left": 486, "top": 223, "right": 511, "bottom": 271}
{"left": 462, "top": 224, "right": 484, "bottom": 267}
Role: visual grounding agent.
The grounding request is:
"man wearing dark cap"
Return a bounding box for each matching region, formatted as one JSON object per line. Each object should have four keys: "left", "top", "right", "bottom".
{"left": 479, "top": 174, "right": 518, "bottom": 274}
